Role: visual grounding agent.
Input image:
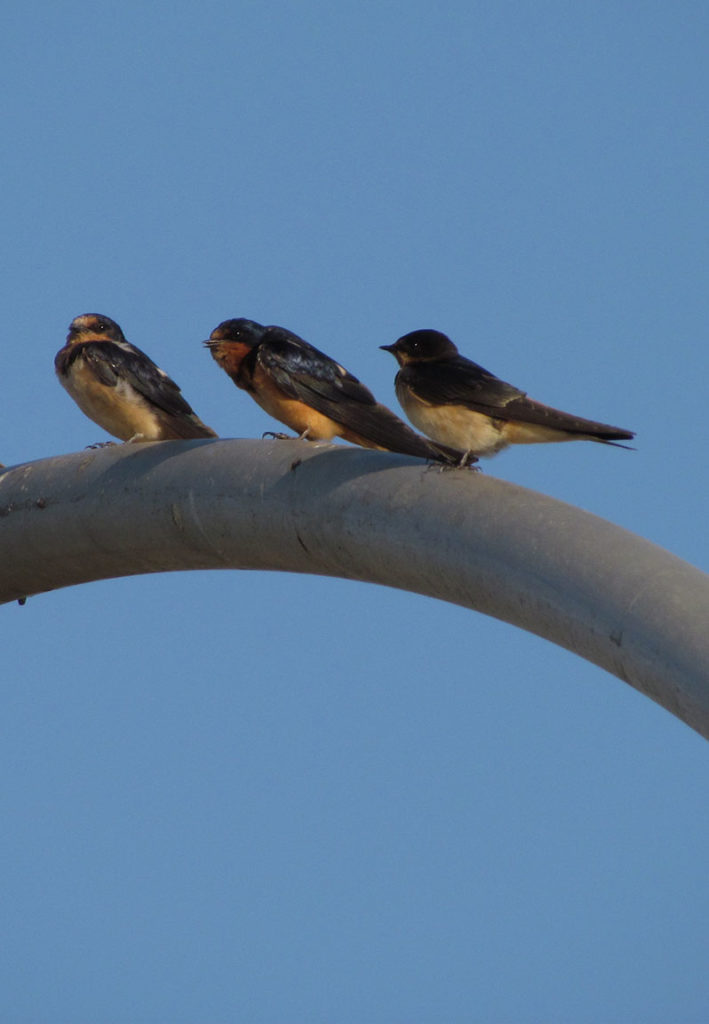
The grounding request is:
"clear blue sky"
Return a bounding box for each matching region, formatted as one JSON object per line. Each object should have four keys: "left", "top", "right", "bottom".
{"left": 2, "top": 2, "right": 708, "bottom": 1021}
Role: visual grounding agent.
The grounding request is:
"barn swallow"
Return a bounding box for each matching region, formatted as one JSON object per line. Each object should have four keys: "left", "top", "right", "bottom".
{"left": 56, "top": 314, "right": 217, "bottom": 442}
{"left": 205, "top": 318, "right": 475, "bottom": 466}
{"left": 381, "top": 330, "right": 635, "bottom": 458}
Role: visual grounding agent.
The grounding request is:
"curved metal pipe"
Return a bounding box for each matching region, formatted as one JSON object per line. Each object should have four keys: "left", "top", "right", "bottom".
{"left": 1, "top": 439, "right": 707, "bottom": 736}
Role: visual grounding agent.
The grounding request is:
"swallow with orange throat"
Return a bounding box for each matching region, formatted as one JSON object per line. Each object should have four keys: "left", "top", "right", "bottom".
{"left": 381, "top": 330, "right": 635, "bottom": 458}
{"left": 205, "top": 318, "right": 476, "bottom": 466}
{"left": 56, "top": 314, "right": 217, "bottom": 442}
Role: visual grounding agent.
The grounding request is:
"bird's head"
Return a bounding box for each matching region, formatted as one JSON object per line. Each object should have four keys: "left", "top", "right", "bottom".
{"left": 204, "top": 318, "right": 267, "bottom": 377}
{"left": 380, "top": 329, "right": 459, "bottom": 366}
{"left": 66, "top": 314, "right": 125, "bottom": 345}
{"left": 204, "top": 318, "right": 267, "bottom": 350}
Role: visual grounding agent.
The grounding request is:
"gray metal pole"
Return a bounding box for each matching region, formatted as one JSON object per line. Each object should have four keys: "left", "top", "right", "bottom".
{"left": 1, "top": 440, "right": 708, "bottom": 736}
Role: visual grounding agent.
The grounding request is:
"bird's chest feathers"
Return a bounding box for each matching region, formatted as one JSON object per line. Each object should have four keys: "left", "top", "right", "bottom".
{"left": 61, "top": 359, "right": 161, "bottom": 440}
{"left": 248, "top": 368, "right": 339, "bottom": 439}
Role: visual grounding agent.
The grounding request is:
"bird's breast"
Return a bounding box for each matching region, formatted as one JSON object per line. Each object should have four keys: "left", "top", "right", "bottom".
{"left": 60, "top": 357, "right": 164, "bottom": 441}
{"left": 249, "top": 368, "right": 340, "bottom": 440}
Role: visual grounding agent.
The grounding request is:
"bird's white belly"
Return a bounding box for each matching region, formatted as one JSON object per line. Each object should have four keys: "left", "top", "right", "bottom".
{"left": 397, "top": 389, "right": 508, "bottom": 456}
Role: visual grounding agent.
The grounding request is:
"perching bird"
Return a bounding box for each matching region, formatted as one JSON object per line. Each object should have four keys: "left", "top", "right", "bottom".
{"left": 381, "top": 329, "right": 635, "bottom": 458}
{"left": 56, "top": 314, "right": 217, "bottom": 442}
{"left": 205, "top": 318, "right": 475, "bottom": 466}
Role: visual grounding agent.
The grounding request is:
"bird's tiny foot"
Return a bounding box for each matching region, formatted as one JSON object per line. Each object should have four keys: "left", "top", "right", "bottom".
{"left": 449, "top": 451, "right": 481, "bottom": 472}
{"left": 124, "top": 433, "right": 146, "bottom": 444}
{"left": 447, "top": 461, "right": 482, "bottom": 473}
{"left": 456, "top": 454, "right": 482, "bottom": 472}
{"left": 86, "top": 441, "right": 117, "bottom": 449}
{"left": 262, "top": 431, "right": 294, "bottom": 440}
{"left": 433, "top": 456, "right": 482, "bottom": 474}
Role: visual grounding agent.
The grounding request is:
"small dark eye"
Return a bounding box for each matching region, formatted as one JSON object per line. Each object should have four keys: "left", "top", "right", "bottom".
{"left": 95, "top": 319, "right": 108, "bottom": 333}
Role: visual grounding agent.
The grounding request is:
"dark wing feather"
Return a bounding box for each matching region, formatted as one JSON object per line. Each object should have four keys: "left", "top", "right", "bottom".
{"left": 403, "top": 356, "right": 634, "bottom": 441}
{"left": 494, "top": 395, "right": 635, "bottom": 441}
{"left": 400, "top": 355, "right": 525, "bottom": 408}
{"left": 256, "top": 329, "right": 378, "bottom": 407}
{"left": 81, "top": 341, "right": 198, "bottom": 419}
